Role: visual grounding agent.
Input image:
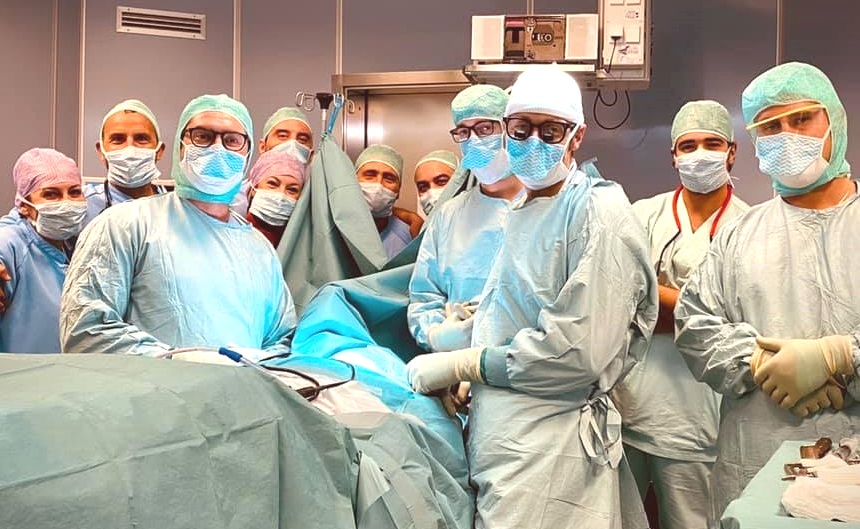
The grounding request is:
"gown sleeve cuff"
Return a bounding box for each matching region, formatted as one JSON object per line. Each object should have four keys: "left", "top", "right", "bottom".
{"left": 482, "top": 345, "right": 510, "bottom": 388}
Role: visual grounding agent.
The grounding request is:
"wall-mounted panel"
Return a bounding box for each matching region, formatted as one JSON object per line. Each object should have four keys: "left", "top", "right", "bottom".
{"left": 343, "top": 0, "right": 523, "bottom": 73}
{"left": 81, "top": 0, "right": 234, "bottom": 176}
{"left": 0, "top": 1, "right": 55, "bottom": 210}
{"left": 241, "top": 0, "right": 336, "bottom": 150}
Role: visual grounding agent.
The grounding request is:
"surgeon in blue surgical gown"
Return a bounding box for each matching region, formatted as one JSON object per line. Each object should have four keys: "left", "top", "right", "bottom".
{"left": 60, "top": 94, "right": 295, "bottom": 358}
{"left": 406, "top": 65, "right": 657, "bottom": 529}
{"left": 675, "top": 62, "right": 860, "bottom": 522}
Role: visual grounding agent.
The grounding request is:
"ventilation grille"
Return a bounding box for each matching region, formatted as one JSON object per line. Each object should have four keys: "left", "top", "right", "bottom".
{"left": 116, "top": 6, "right": 206, "bottom": 40}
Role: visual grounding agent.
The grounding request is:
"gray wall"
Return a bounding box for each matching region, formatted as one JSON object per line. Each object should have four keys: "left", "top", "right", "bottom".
{"left": 3, "top": 0, "right": 859, "bottom": 210}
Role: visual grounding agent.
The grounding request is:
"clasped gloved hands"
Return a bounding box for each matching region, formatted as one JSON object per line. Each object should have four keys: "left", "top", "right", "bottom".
{"left": 431, "top": 382, "right": 473, "bottom": 417}
{"left": 751, "top": 335, "right": 854, "bottom": 413}
{"left": 427, "top": 302, "right": 477, "bottom": 352}
{"left": 406, "top": 347, "right": 485, "bottom": 394}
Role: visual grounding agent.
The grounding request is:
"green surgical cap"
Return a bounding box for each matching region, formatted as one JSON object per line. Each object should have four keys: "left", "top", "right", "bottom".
{"left": 451, "top": 84, "right": 509, "bottom": 125}
{"left": 355, "top": 144, "right": 403, "bottom": 179}
{"left": 171, "top": 94, "right": 254, "bottom": 196}
{"left": 101, "top": 99, "right": 161, "bottom": 141}
{"left": 670, "top": 100, "right": 734, "bottom": 146}
{"left": 742, "top": 61, "right": 849, "bottom": 180}
{"left": 416, "top": 150, "right": 459, "bottom": 171}
{"left": 262, "top": 107, "right": 312, "bottom": 141}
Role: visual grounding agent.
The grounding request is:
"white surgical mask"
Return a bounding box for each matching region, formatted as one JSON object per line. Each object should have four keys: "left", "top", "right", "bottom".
{"left": 272, "top": 140, "right": 312, "bottom": 165}
{"left": 360, "top": 182, "right": 397, "bottom": 218}
{"left": 418, "top": 187, "right": 445, "bottom": 216}
{"left": 675, "top": 149, "right": 731, "bottom": 194}
{"left": 249, "top": 189, "right": 297, "bottom": 226}
{"left": 23, "top": 199, "right": 87, "bottom": 241}
{"left": 755, "top": 128, "right": 831, "bottom": 194}
{"left": 179, "top": 144, "right": 247, "bottom": 196}
{"left": 102, "top": 144, "right": 162, "bottom": 188}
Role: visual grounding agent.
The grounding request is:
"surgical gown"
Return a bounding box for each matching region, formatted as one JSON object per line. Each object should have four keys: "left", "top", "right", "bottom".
{"left": 60, "top": 193, "right": 296, "bottom": 357}
{"left": 675, "top": 188, "right": 860, "bottom": 519}
{"left": 381, "top": 216, "right": 411, "bottom": 260}
{"left": 469, "top": 170, "right": 658, "bottom": 529}
{"left": 408, "top": 186, "right": 513, "bottom": 350}
{"left": 612, "top": 189, "right": 749, "bottom": 529}
{"left": 0, "top": 218, "right": 69, "bottom": 353}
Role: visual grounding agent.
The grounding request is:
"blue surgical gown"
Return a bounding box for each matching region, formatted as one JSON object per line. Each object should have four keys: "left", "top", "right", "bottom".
{"left": 407, "top": 186, "right": 513, "bottom": 350}
{"left": 60, "top": 192, "right": 296, "bottom": 357}
{"left": 380, "top": 216, "right": 411, "bottom": 259}
{"left": 0, "top": 217, "right": 70, "bottom": 353}
{"left": 469, "top": 170, "right": 658, "bottom": 529}
{"left": 675, "top": 186, "right": 860, "bottom": 517}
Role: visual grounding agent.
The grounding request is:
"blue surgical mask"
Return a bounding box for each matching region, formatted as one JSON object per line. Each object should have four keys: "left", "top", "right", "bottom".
{"left": 272, "top": 139, "right": 312, "bottom": 165}
{"left": 755, "top": 128, "right": 831, "bottom": 196}
{"left": 179, "top": 144, "right": 247, "bottom": 199}
{"left": 462, "top": 134, "right": 510, "bottom": 185}
{"left": 675, "top": 149, "right": 731, "bottom": 194}
{"left": 507, "top": 128, "right": 577, "bottom": 191}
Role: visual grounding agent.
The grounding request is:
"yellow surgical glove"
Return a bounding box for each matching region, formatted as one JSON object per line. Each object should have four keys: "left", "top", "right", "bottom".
{"left": 790, "top": 383, "right": 845, "bottom": 418}
{"left": 753, "top": 335, "right": 854, "bottom": 409}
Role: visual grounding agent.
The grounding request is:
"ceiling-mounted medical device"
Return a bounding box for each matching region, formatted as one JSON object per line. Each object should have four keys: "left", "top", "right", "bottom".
{"left": 464, "top": 0, "right": 651, "bottom": 91}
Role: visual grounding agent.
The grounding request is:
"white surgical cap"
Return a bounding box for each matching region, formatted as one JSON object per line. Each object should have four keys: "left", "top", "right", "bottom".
{"left": 505, "top": 65, "right": 584, "bottom": 124}
{"left": 100, "top": 99, "right": 161, "bottom": 141}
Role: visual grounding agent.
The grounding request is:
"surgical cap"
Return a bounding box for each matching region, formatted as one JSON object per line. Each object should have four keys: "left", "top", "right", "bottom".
{"left": 171, "top": 94, "right": 254, "bottom": 195}
{"left": 415, "top": 150, "right": 459, "bottom": 172}
{"left": 505, "top": 65, "right": 584, "bottom": 124}
{"left": 13, "top": 148, "right": 81, "bottom": 205}
{"left": 451, "top": 84, "right": 508, "bottom": 125}
{"left": 100, "top": 99, "right": 161, "bottom": 141}
{"left": 671, "top": 100, "right": 734, "bottom": 146}
{"left": 355, "top": 144, "right": 403, "bottom": 179}
{"left": 741, "top": 62, "right": 849, "bottom": 179}
{"left": 247, "top": 148, "right": 307, "bottom": 188}
{"left": 262, "top": 107, "right": 312, "bottom": 141}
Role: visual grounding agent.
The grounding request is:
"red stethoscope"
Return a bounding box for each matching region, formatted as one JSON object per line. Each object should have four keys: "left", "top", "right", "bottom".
{"left": 656, "top": 184, "right": 734, "bottom": 275}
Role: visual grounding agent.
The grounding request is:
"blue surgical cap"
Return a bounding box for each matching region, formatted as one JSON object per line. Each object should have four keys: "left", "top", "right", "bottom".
{"left": 262, "top": 107, "right": 312, "bottom": 141}
{"left": 355, "top": 144, "right": 404, "bottom": 179}
{"left": 451, "top": 85, "right": 509, "bottom": 125}
{"left": 171, "top": 94, "right": 254, "bottom": 202}
{"left": 671, "top": 100, "right": 734, "bottom": 146}
{"left": 742, "top": 62, "right": 849, "bottom": 181}
{"left": 416, "top": 150, "right": 459, "bottom": 172}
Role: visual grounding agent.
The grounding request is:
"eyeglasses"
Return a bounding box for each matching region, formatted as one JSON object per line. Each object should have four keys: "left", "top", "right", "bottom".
{"left": 746, "top": 103, "right": 826, "bottom": 138}
{"left": 449, "top": 120, "right": 502, "bottom": 143}
{"left": 503, "top": 117, "right": 576, "bottom": 144}
{"left": 183, "top": 127, "right": 249, "bottom": 151}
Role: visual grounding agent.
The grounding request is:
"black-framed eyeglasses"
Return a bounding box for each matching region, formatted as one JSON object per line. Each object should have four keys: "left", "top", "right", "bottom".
{"left": 183, "top": 127, "right": 249, "bottom": 152}
{"left": 449, "top": 120, "right": 502, "bottom": 143}
{"left": 503, "top": 117, "right": 576, "bottom": 144}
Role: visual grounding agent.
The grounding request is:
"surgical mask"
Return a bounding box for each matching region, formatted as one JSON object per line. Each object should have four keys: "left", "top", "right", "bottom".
{"left": 272, "top": 139, "right": 312, "bottom": 165}
{"left": 755, "top": 128, "right": 831, "bottom": 194}
{"left": 360, "top": 182, "right": 397, "bottom": 218}
{"left": 102, "top": 144, "right": 162, "bottom": 188}
{"left": 675, "top": 149, "right": 731, "bottom": 194}
{"left": 418, "top": 187, "right": 444, "bottom": 216}
{"left": 249, "top": 189, "right": 297, "bottom": 226}
{"left": 507, "top": 127, "right": 578, "bottom": 191}
{"left": 179, "top": 144, "right": 247, "bottom": 196}
{"left": 23, "top": 199, "right": 87, "bottom": 241}
{"left": 463, "top": 134, "right": 510, "bottom": 185}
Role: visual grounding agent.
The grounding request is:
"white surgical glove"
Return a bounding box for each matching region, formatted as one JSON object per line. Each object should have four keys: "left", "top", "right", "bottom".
{"left": 753, "top": 335, "right": 854, "bottom": 409}
{"left": 428, "top": 313, "right": 474, "bottom": 352}
{"left": 406, "top": 347, "right": 485, "bottom": 394}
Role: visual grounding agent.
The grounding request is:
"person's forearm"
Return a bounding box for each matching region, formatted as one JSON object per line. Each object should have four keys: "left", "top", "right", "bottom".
{"left": 655, "top": 285, "right": 680, "bottom": 334}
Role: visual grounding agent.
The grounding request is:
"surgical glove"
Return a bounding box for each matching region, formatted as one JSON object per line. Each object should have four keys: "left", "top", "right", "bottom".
{"left": 754, "top": 335, "right": 854, "bottom": 409}
{"left": 748, "top": 342, "right": 775, "bottom": 377}
{"left": 406, "top": 347, "right": 485, "bottom": 394}
{"left": 427, "top": 314, "right": 474, "bottom": 352}
{"left": 790, "top": 383, "right": 845, "bottom": 418}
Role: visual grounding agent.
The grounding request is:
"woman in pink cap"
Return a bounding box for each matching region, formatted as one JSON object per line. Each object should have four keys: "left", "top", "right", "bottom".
{"left": 0, "top": 148, "right": 86, "bottom": 353}
{"left": 243, "top": 148, "right": 306, "bottom": 247}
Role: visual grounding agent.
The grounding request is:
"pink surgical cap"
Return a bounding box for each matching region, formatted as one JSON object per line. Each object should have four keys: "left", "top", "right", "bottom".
{"left": 13, "top": 148, "right": 81, "bottom": 205}
{"left": 247, "top": 149, "right": 307, "bottom": 188}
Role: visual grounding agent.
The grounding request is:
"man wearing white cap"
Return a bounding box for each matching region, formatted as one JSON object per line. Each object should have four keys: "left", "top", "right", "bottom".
{"left": 406, "top": 65, "right": 657, "bottom": 528}
{"left": 85, "top": 99, "right": 166, "bottom": 222}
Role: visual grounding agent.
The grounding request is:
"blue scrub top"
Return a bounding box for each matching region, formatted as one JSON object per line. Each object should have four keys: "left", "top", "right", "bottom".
{"left": 0, "top": 217, "right": 70, "bottom": 353}
{"left": 380, "top": 215, "right": 412, "bottom": 259}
